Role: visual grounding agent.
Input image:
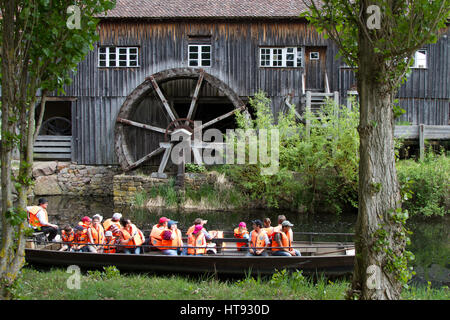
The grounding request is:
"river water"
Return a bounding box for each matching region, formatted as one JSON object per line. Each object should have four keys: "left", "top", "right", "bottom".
{"left": 37, "top": 195, "right": 450, "bottom": 287}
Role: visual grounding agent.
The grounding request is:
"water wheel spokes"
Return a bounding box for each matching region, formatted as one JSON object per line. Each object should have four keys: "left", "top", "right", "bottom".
{"left": 193, "top": 105, "right": 246, "bottom": 134}
{"left": 126, "top": 146, "right": 166, "bottom": 171}
{"left": 116, "top": 118, "right": 171, "bottom": 135}
{"left": 185, "top": 69, "right": 205, "bottom": 123}
{"left": 149, "top": 75, "right": 180, "bottom": 125}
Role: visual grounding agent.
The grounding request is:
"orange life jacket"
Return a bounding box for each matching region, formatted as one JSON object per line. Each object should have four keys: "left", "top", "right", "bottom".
{"left": 89, "top": 224, "right": 105, "bottom": 245}
{"left": 271, "top": 231, "right": 290, "bottom": 251}
{"left": 187, "top": 232, "right": 206, "bottom": 255}
{"left": 61, "top": 230, "right": 75, "bottom": 243}
{"left": 121, "top": 224, "right": 144, "bottom": 248}
{"left": 103, "top": 219, "right": 122, "bottom": 231}
{"left": 103, "top": 237, "right": 117, "bottom": 254}
{"left": 234, "top": 227, "right": 249, "bottom": 250}
{"left": 263, "top": 227, "right": 275, "bottom": 239}
{"left": 186, "top": 225, "right": 196, "bottom": 236}
{"left": 27, "top": 206, "right": 48, "bottom": 228}
{"left": 249, "top": 230, "right": 268, "bottom": 249}
{"left": 78, "top": 221, "right": 91, "bottom": 229}
{"left": 150, "top": 224, "right": 165, "bottom": 249}
{"left": 161, "top": 228, "right": 182, "bottom": 250}
{"left": 74, "top": 231, "right": 88, "bottom": 248}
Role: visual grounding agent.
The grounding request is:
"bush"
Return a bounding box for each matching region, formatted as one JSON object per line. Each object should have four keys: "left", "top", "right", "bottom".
{"left": 225, "top": 91, "right": 360, "bottom": 213}
{"left": 397, "top": 149, "right": 449, "bottom": 217}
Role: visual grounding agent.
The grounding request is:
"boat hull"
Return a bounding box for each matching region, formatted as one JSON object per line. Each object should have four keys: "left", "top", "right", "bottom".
{"left": 25, "top": 249, "right": 354, "bottom": 276}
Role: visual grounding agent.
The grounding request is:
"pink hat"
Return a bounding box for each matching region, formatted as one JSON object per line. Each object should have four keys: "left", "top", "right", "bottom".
{"left": 159, "top": 217, "right": 169, "bottom": 224}
{"left": 81, "top": 216, "right": 91, "bottom": 222}
{"left": 239, "top": 222, "right": 246, "bottom": 228}
{"left": 193, "top": 224, "right": 203, "bottom": 234}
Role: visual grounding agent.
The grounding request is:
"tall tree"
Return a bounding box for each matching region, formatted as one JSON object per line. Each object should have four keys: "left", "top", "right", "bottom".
{"left": 302, "top": 0, "right": 449, "bottom": 299}
{"left": 0, "top": 0, "right": 115, "bottom": 299}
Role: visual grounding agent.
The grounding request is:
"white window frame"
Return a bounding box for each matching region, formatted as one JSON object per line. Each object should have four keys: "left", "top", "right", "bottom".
{"left": 310, "top": 52, "right": 320, "bottom": 60}
{"left": 188, "top": 44, "right": 211, "bottom": 67}
{"left": 98, "top": 47, "right": 139, "bottom": 68}
{"left": 259, "top": 47, "right": 304, "bottom": 68}
{"left": 411, "top": 49, "right": 427, "bottom": 69}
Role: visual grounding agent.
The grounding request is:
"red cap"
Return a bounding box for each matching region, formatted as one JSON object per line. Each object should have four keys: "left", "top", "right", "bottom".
{"left": 81, "top": 216, "right": 91, "bottom": 222}
{"left": 159, "top": 217, "right": 169, "bottom": 224}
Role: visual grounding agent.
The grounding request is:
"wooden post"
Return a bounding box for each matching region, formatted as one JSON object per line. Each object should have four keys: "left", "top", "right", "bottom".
{"left": 305, "top": 91, "right": 311, "bottom": 138}
{"left": 419, "top": 124, "right": 425, "bottom": 161}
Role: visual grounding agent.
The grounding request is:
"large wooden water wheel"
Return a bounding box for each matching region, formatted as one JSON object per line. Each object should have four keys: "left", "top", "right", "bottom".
{"left": 115, "top": 68, "right": 247, "bottom": 177}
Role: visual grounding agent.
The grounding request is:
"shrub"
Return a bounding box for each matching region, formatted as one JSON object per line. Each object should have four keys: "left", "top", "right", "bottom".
{"left": 397, "top": 149, "right": 449, "bottom": 217}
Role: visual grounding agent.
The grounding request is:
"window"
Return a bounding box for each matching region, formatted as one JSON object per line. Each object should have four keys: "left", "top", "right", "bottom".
{"left": 310, "top": 52, "right": 320, "bottom": 60}
{"left": 98, "top": 47, "right": 139, "bottom": 67}
{"left": 188, "top": 45, "right": 211, "bottom": 67}
{"left": 412, "top": 50, "right": 427, "bottom": 68}
{"left": 259, "top": 47, "right": 304, "bottom": 68}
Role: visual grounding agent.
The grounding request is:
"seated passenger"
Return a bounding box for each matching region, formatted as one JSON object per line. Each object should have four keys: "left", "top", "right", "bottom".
{"left": 119, "top": 218, "right": 145, "bottom": 255}
{"left": 59, "top": 225, "right": 74, "bottom": 251}
{"left": 103, "top": 231, "right": 117, "bottom": 254}
{"left": 186, "top": 218, "right": 212, "bottom": 241}
{"left": 72, "top": 225, "right": 89, "bottom": 252}
{"left": 78, "top": 216, "right": 92, "bottom": 230}
{"left": 187, "top": 225, "right": 207, "bottom": 256}
{"left": 87, "top": 215, "right": 105, "bottom": 253}
{"left": 150, "top": 216, "right": 169, "bottom": 250}
{"left": 234, "top": 222, "right": 249, "bottom": 251}
{"left": 27, "top": 198, "right": 58, "bottom": 241}
{"left": 161, "top": 220, "right": 185, "bottom": 256}
{"left": 247, "top": 220, "right": 270, "bottom": 256}
{"left": 103, "top": 212, "right": 122, "bottom": 235}
{"left": 271, "top": 221, "right": 301, "bottom": 256}
{"left": 263, "top": 218, "right": 275, "bottom": 240}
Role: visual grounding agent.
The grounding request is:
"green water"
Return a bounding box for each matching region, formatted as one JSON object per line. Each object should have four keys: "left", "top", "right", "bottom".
{"left": 38, "top": 195, "right": 450, "bottom": 287}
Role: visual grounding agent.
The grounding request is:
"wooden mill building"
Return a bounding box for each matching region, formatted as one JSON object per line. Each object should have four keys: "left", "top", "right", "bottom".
{"left": 37, "top": 0, "right": 450, "bottom": 172}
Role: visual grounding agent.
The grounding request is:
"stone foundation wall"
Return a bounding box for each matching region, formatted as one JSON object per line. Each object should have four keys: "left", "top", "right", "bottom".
{"left": 113, "top": 172, "right": 232, "bottom": 208}
{"left": 32, "top": 162, "right": 121, "bottom": 197}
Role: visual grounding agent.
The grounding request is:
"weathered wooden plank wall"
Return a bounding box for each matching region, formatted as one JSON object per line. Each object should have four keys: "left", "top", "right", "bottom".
{"left": 52, "top": 20, "right": 448, "bottom": 165}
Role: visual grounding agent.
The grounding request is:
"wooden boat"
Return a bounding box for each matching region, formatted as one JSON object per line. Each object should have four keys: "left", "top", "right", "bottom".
{"left": 25, "top": 232, "right": 355, "bottom": 276}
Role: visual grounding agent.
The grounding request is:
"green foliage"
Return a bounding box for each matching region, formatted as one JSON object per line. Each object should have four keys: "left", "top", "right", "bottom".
{"left": 397, "top": 149, "right": 449, "bottom": 217}
{"left": 226, "top": 91, "right": 360, "bottom": 213}
{"left": 185, "top": 163, "right": 207, "bottom": 173}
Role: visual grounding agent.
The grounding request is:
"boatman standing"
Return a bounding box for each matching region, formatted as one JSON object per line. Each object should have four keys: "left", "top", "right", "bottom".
{"left": 27, "top": 198, "right": 58, "bottom": 241}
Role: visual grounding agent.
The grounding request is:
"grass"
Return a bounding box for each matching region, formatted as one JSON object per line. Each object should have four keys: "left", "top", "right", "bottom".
{"left": 11, "top": 267, "right": 449, "bottom": 300}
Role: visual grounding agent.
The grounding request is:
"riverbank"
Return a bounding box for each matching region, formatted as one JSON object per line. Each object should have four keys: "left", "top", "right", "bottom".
{"left": 11, "top": 267, "right": 449, "bottom": 300}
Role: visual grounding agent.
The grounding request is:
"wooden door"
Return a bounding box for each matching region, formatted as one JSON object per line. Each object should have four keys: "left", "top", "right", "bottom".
{"left": 305, "top": 47, "right": 327, "bottom": 91}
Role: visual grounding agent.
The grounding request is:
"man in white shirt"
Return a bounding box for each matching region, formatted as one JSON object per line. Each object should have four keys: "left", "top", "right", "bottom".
{"left": 27, "top": 198, "right": 58, "bottom": 241}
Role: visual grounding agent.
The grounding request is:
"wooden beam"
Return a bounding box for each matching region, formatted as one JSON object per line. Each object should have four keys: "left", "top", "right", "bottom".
{"left": 419, "top": 124, "right": 425, "bottom": 161}
{"left": 186, "top": 70, "right": 204, "bottom": 121}
{"left": 194, "top": 105, "right": 246, "bottom": 133}
{"left": 117, "top": 117, "right": 169, "bottom": 134}
{"left": 126, "top": 147, "right": 165, "bottom": 171}
{"left": 148, "top": 75, "right": 178, "bottom": 122}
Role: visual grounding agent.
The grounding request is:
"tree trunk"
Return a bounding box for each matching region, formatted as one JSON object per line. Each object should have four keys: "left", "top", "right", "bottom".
{"left": 350, "top": 32, "right": 404, "bottom": 300}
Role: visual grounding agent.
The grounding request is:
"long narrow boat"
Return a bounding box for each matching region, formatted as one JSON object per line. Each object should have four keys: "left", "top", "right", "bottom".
{"left": 25, "top": 232, "right": 355, "bottom": 276}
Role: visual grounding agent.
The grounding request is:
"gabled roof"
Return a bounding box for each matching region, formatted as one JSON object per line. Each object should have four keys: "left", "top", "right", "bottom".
{"left": 100, "top": 0, "right": 309, "bottom": 19}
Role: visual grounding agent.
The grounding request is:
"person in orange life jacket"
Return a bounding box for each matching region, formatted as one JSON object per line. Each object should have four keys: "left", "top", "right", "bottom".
{"left": 274, "top": 214, "right": 293, "bottom": 241}
{"left": 103, "top": 212, "right": 122, "bottom": 235}
{"left": 187, "top": 224, "right": 207, "bottom": 256}
{"left": 87, "top": 215, "right": 105, "bottom": 253}
{"left": 247, "top": 219, "right": 270, "bottom": 256}
{"left": 72, "top": 225, "right": 89, "bottom": 252}
{"left": 120, "top": 218, "right": 145, "bottom": 254}
{"left": 186, "top": 218, "right": 213, "bottom": 241}
{"left": 59, "top": 225, "right": 74, "bottom": 251}
{"left": 150, "top": 216, "right": 169, "bottom": 250}
{"left": 78, "top": 216, "right": 92, "bottom": 230}
{"left": 234, "top": 222, "right": 249, "bottom": 251}
{"left": 161, "top": 220, "right": 186, "bottom": 256}
{"left": 263, "top": 217, "right": 275, "bottom": 240}
{"left": 27, "top": 198, "right": 58, "bottom": 241}
{"left": 271, "top": 221, "right": 301, "bottom": 256}
{"left": 103, "top": 231, "right": 117, "bottom": 254}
